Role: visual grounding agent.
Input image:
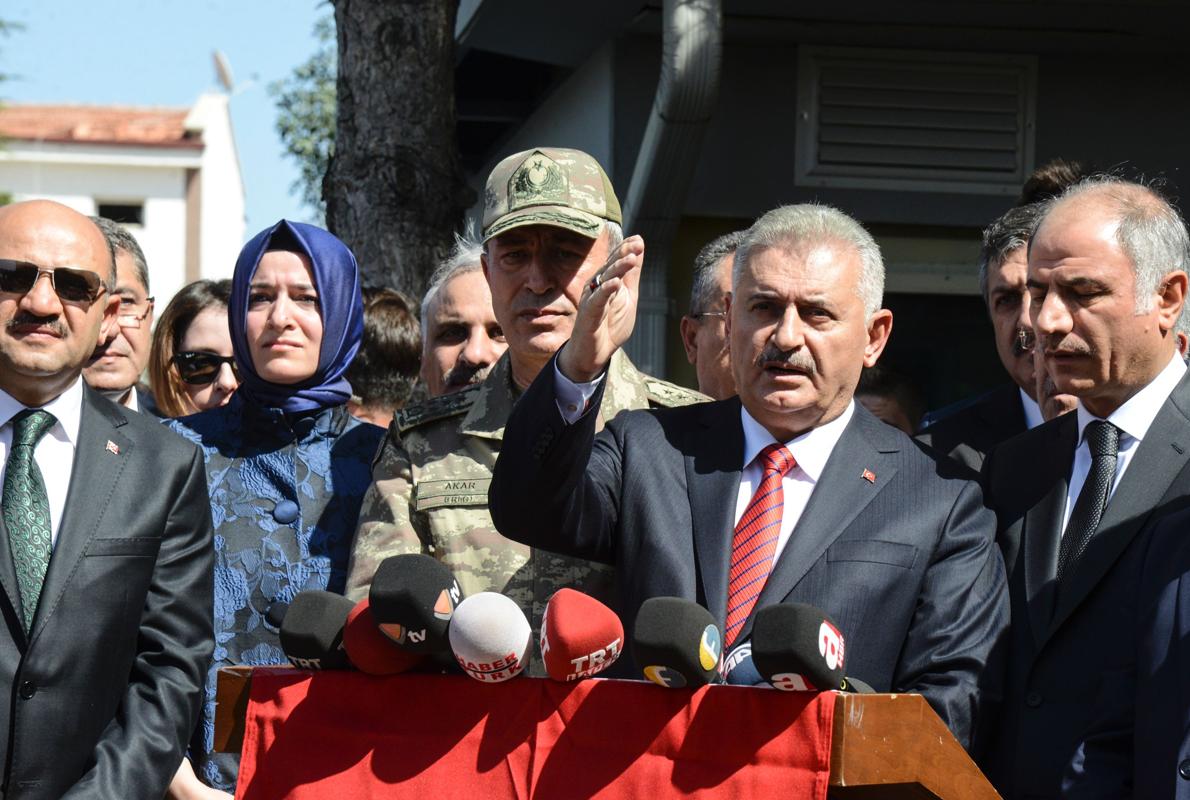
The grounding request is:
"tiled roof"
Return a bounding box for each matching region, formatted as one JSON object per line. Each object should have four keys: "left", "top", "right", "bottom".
{"left": 0, "top": 104, "right": 203, "bottom": 149}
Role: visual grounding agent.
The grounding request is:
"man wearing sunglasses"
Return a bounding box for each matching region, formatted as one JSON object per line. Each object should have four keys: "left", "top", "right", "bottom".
{"left": 82, "top": 217, "right": 158, "bottom": 415}
{"left": 0, "top": 199, "right": 213, "bottom": 800}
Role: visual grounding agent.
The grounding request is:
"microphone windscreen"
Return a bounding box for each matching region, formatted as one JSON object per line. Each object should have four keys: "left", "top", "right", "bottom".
{"left": 632, "top": 597, "right": 722, "bottom": 688}
{"left": 343, "top": 598, "right": 426, "bottom": 676}
{"left": 279, "top": 590, "right": 355, "bottom": 670}
{"left": 722, "top": 640, "right": 770, "bottom": 687}
{"left": 751, "top": 602, "right": 846, "bottom": 691}
{"left": 540, "top": 588, "right": 624, "bottom": 682}
{"left": 449, "top": 592, "right": 532, "bottom": 682}
{"left": 369, "top": 553, "right": 462, "bottom": 654}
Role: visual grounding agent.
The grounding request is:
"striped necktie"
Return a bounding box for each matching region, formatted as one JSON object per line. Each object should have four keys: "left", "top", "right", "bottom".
{"left": 725, "top": 443, "right": 796, "bottom": 646}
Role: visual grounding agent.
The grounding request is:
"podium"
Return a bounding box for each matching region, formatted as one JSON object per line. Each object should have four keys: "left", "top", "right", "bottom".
{"left": 216, "top": 667, "right": 1000, "bottom": 799}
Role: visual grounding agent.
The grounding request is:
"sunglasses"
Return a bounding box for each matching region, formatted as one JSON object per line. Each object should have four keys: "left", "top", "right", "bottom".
{"left": 0, "top": 259, "right": 107, "bottom": 303}
{"left": 173, "top": 351, "right": 239, "bottom": 385}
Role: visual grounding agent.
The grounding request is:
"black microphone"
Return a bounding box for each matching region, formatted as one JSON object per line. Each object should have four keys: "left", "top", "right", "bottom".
{"left": 722, "top": 640, "right": 770, "bottom": 687}
{"left": 632, "top": 597, "right": 723, "bottom": 688}
{"left": 369, "top": 554, "right": 462, "bottom": 654}
{"left": 279, "top": 590, "right": 355, "bottom": 670}
{"left": 751, "top": 602, "right": 847, "bottom": 691}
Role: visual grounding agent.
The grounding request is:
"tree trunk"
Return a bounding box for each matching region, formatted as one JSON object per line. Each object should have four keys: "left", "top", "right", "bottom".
{"left": 326, "top": 0, "right": 471, "bottom": 297}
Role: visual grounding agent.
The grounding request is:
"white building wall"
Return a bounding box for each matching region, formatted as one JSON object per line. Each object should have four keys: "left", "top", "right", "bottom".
{"left": 186, "top": 92, "right": 245, "bottom": 279}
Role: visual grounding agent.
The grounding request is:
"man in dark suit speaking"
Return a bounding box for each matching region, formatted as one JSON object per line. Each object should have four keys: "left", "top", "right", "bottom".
{"left": 0, "top": 200, "right": 213, "bottom": 798}
{"left": 490, "top": 204, "right": 1008, "bottom": 747}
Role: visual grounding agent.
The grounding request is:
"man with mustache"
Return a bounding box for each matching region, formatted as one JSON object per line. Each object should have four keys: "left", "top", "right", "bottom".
{"left": 918, "top": 203, "right": 1049, "bottom": 469}
{"left": 81, "top": 217, "right": 158, "bottom": 415}
{"left": 490, "top": 203, "right": 1008, "bottom": 747}
{"left": 418, "top": 235, "right": 507, "bottom": 398}
{"left": 346, "top": 149, "right": 705, "bottom": 669}
{"left": 980, "top": 177, "right": 1190, "bottom": 799}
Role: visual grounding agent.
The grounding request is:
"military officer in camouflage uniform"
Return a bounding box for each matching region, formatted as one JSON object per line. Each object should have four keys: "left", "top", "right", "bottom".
{"left": 346, "top": 148, "right": 705, "bottom": 671}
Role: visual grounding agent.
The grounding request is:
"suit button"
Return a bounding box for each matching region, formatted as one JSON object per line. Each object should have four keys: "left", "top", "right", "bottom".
{"left": 1179, "top": 758, "right": 1190, "bottom": 779}
{"left": 1024, "top": 691, "right": 1043, "bottom": 708}
{"left": 18, "top": 681, "right": 36, "bottom": 699}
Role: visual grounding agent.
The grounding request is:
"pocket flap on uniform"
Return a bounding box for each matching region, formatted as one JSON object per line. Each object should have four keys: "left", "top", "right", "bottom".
{"left": 414, "top": 478, "right": 492, "bottom": 511}
{"left": 826, "top": 540, "right": 917, "bottom": 569}
{"left": 86, "top": 537, "right": 161, "bottom": 557}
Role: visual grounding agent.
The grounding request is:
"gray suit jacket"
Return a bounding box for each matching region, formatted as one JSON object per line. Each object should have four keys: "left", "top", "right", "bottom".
{"left": 490, "top": 357, "right": 1009, "bottom": 748}
{"left": 917, "top": 383, "right": 1027, "bottom": 472}
{"left": 981, "top": 369, "right": 1190, "bottom": 799}
{"left": 0, "top": 387, "right": 213, "bottom": 799}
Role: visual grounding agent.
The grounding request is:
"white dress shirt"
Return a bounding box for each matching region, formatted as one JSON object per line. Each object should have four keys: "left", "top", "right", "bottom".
{"left": 1021, "top": 389, "right": 1044, "bottom": 431}
{"left": 0, "top": 378, "right": 84, "bottom": 547}
{"left": 1061, "top": 352, "right": 1187, "bottom": 534}
{"left": 736, "top": 402, "right": 854, "bottom": 562}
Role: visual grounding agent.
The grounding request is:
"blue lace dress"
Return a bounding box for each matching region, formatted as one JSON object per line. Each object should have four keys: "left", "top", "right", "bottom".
{"left": 167, "top": 394, "right": 384, "bottom": 791}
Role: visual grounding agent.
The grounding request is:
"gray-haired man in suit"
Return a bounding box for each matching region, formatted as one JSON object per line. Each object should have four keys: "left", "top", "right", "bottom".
{"left": 981, "top": 177, "right": 1190, "bottom": 799}
{"left": 490, "top": 203, "right": 1009, "bottom": 749}
{"left": 0, "top": 200, "right": 213, "bottom": 799}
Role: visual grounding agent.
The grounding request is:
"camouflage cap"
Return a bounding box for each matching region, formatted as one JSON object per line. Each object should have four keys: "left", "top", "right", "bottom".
{"left": 482, "top": 148, "right": 622, "bottom": 243}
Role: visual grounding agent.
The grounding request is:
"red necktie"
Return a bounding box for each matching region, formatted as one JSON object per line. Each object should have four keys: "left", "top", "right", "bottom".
{"left": 725, "top": 443, "right": 796, "bottom": 646}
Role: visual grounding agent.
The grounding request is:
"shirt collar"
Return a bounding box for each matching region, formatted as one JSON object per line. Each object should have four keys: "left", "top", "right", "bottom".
{"left": 1020, "top": 388, "right": 1045, "bottom": 431}
{"left": 1075, "top": 351, "right": 1187, "bottom": 445}
{"left": 739, "top": 400, "right": 856, "bottom": 482}
{"left": 0, "top": 377, "right": 84, "bottom": 447}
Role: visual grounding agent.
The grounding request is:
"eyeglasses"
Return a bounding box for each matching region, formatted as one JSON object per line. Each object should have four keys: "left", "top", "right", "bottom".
{"left": 0, "top": 259, "right": 107, "bottom": 303}
{"left": 117, "top": 298, "right": 154, "bottom": 329}
{"left": 173, "top": 351, "right": 239, "bottom": 385}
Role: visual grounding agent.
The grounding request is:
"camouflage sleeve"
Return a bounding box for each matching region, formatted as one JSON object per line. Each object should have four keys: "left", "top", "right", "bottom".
{"left": 344, "top": 429, "right": 428, "bottom": 601}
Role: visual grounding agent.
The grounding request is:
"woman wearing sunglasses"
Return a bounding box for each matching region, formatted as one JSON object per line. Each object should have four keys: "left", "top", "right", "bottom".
{"left": 149, "top": 279, "right": 239, "bottom": 417}
{"left": 166, "top": 221, "right": 385, "bottom": 797}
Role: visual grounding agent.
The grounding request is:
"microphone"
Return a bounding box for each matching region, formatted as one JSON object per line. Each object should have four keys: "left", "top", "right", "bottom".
{"left": 540, "top": 588, "right": 624, "bottom": 682}
{"left": 449, "top": 592, "right": 532, "bottom": 683}
{"left": 751, "top": 602, "right": 847, "bottom": 691}
{"left": 722, "top": 640, "right": 770, "bottom": 687}
{"left": 279, "top": 590, "right": 355, "bottom": 670}
{"left": 342, "top": 598, "right": 425, "bottom": 676}
{"left": 369, "top": 554, "right": 462, "bottom": 654}
{"left": 632, "top": 597, "right": 723, "bottom": 688}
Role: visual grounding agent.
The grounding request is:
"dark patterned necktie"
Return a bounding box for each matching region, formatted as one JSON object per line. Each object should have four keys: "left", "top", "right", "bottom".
{"left": 1057, "top": 420, "right": 1120, "bottom": 581}
{"left": 2, "top": 409, "right": 57, "bottom": 632}
{"left": 725, "top": 443, "right": 796, "bottom": 646}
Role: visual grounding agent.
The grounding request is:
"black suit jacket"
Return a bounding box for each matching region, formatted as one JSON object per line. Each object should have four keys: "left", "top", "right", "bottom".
{"left": 917, "top": 383, "right": 1027, "bottom": 471}
{"left": 490, "top": 358, "right": 1009, "bottom": 748}
{"left": 981, "top": 369, "right": 1190, "bottom": 799}
{"left": 0, "top": 387, "right": 214, "bottom": 799}
{"left": 1061, "top": 504, "right": 1190, "bottom": 799}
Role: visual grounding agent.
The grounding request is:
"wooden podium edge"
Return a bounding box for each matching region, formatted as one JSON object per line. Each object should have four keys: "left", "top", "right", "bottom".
{"left": 214, "top": 665, "right": 256, "bottom": 754}
{"left": 829, "top": 693, "right": 1001, "bottom": 800}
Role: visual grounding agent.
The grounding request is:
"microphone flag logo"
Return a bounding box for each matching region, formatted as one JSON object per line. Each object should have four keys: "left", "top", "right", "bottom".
{"left": 434, "top": 581, "right": 461, "bottom": 621}
{"left": 644, "top": 665, "right": 687, "bottom": 688}
{"left": 819, "top": 620, "right": 845, "bottom": 671}
{"left": 698, "top": 624, "right": 722, "bottom": 671}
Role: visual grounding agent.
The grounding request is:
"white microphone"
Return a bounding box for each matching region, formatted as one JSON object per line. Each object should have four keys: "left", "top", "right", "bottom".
{"left": 448, "top": 592, "right": 532, "bottom": 683}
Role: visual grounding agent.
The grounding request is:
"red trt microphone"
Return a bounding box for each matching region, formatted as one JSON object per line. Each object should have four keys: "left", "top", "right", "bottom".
{"left": 540, "top": 588, "right": 624, "bottom": 682}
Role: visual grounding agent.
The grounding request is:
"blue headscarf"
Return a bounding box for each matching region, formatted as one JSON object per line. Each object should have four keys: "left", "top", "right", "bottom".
{"left": 229, "top": 220, "right": 364, "bottom": 414}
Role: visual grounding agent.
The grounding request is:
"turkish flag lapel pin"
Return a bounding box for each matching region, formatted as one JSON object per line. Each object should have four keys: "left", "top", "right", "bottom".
{"left": 105, "top": 440, "right": 120, "bottom": 455}
{"left": 861, "top": 468, "right": 876, "bottom": 484}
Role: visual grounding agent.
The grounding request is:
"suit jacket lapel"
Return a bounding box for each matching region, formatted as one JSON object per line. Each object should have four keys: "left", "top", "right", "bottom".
{"left": 1022, "top": 415, "right": 1076, "bottom": 650}
{"left": 982, "top": 383, "right": 1027, "bottom": 443}
{"left": 1049, "top": 378, "right": 1190, "bottom": 636}
{"left": 685, "top": 398, "right": 744, "bottom": 627}
{"left": 0, "top": 500, "right": 24, "bottom": 642}
{"left": 30, "top": 389, "right": 131, "bottom": 642}
{"left": 741, "top": 407, "right": 900, "bottom": 642}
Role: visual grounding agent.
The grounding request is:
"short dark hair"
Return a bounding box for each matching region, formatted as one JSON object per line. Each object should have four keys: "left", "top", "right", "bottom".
{"left": 977, "top": 203, "right": 1046, "bottom": 304}
{"left": 347, "top": 287, "right": 421, "bottom": 413}
{"left": 689, "top": 230, "right": 747, "bottom": 315}
{"left": 91, "top": 216, "right": 149, "bottom": 293}
{"left": 1018, "top": 158, "right": 1087, "bottom": 206}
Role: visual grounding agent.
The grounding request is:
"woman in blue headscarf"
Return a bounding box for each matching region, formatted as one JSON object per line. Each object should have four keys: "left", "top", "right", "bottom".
{"left": 167, "top": 221, "right": 385, "bottom": 796}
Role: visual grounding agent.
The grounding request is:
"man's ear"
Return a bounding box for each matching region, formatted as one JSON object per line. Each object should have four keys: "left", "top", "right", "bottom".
{"left": 723, "top": 291, "right": 733, "bottom": 339}
{"left": 1156, "top": 270, "right": 1187, "bottom": 335}
{"left": 863, "top": 309, "right": 894, "bottom": 368}
{"left": 679, "top": 316, "right": 699, "bottom": 365}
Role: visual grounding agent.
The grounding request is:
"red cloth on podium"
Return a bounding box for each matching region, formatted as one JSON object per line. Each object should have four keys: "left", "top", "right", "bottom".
{"left": 235, "top": 669, "right": 835, "bottom": 800}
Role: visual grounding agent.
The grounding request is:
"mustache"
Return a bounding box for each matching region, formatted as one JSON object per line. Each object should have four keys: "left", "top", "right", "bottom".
{"left": 1041, "top": 335, "right": 1094, "bottom": 358}
{"left": 7, "top": 313, "right": 66, "bottom": 337}
{"left": 445, "top": 362, "right": 492, "bottom": 389}
{"left": 756, "top": 345, "right": 817, "bottom": 374}
{"left": 1013, "top": 328, "right": 1035, "bottom": 357}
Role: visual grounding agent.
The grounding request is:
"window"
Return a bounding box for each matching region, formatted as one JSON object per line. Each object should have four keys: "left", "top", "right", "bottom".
{"left": 796, "top": 47, "right": 1037, "bottom": 195}
{"left": 96, "top": 202, "right": 144, "bottom": 226}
